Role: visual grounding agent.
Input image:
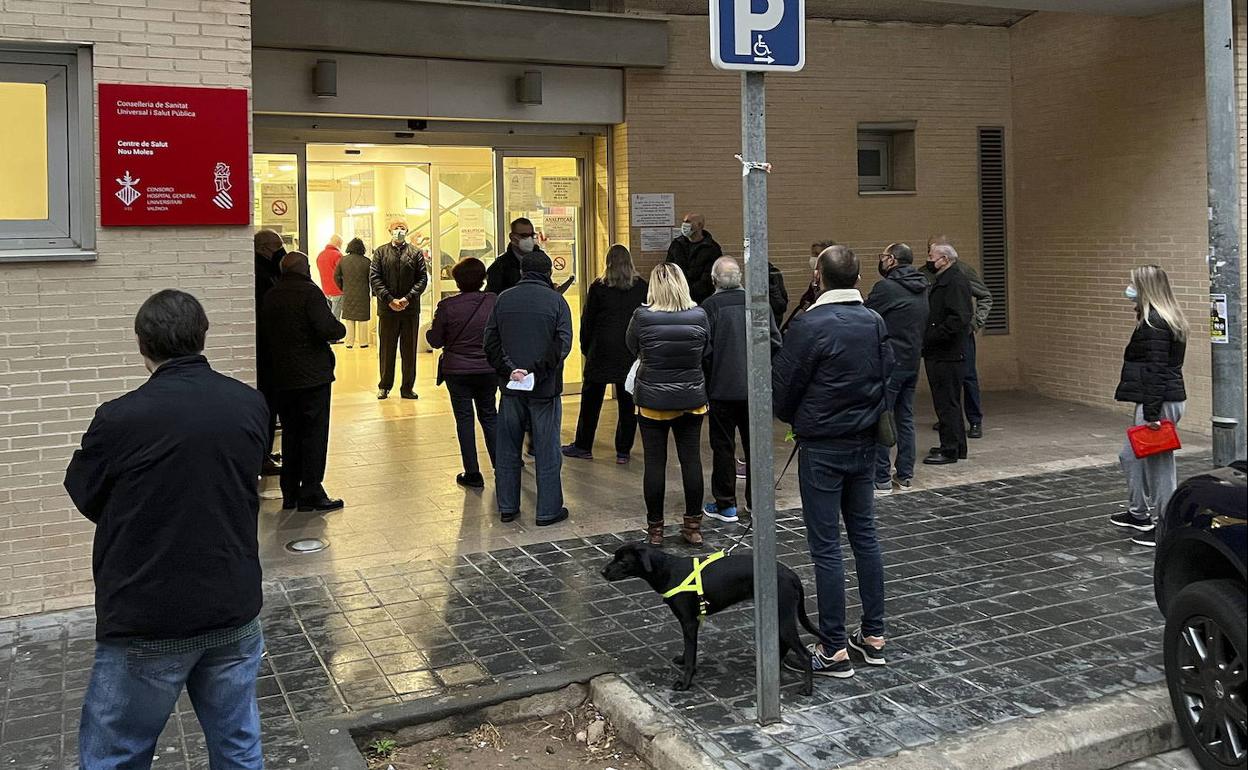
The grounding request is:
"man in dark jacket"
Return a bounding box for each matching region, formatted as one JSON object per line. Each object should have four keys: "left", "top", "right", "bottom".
{"left": 262, "top": 252, "right": 348, "bottom": 512}
{"left": 925, "top": 237, "right": 993, "bottom": 438}
{"left": 782, "top": 239, "right": 838, "bottom": 334}
{"left": 486, "top": 217, "right": 546, "bottom": 295}
{"left": 484, "top": 251, "right": 573, "bottom": 526}
{"left": 773, "top": 245, "right": 892, "bottom": 679}
{"left": 254, "top": 229, "right": 285, "bottom": 475}
{"left": 370, "top": 217, "right": 429, "bottom": 400}
{"left": 922, "top": 242, "right": 974, "bottom": 465}
{"left": 702, "top": 257, "right": 780, "bottom": 522}
{"left": 767, "top": 262, "right": 789, "bottom": 321}
{"left": 666, "top": 213, "right": 723, "bottom": 304}
{"left": 865, "top": 243, "right": 929, "bottom": 493}
{"left": 65, "top": 290, "right": 268, "bottom": 770}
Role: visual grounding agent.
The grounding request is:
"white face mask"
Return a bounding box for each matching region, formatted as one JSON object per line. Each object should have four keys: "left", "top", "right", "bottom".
{"left": 391, "top": 228, "right": 407, "bottom": 243}
{"left": 1125, "top": 285, "right": 1138, "bottom": 301}
{"left": 516, "top": 236, "right": 536, "bottom": 253}
{"left": 680, "top": 222, "right": 694, "bottom": 237}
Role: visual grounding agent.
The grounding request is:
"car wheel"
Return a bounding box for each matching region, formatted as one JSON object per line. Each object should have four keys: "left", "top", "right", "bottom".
{"left": 1164, "top": 579, "right": 1248, "bottom": 770}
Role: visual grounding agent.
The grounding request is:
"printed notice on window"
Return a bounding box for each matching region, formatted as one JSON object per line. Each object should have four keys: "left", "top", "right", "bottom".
{"left": 630, "top": 193, "right": 675, "bottom": 227}
{"left": 505, "top": 168, "right": 538, "bottom": 211}
{"left": 541, "top": 176, "right": 581, "bottom": 207}
{"left": 1210, "top": 293, "right": 1229, "bottom": 344}
{"left": 640, "top": 227, "right": 676, "bottom": 252}
{"left": 458, "top": 206, "right": 487, "bottom": 251}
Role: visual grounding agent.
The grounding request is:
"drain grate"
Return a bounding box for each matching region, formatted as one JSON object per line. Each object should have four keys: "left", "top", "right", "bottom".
{"left": 285, "top": 537, "right": 328, "bottom": 554}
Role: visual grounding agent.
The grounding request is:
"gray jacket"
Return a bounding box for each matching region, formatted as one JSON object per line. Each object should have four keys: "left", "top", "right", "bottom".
{"left": 700, "top": 287, "right": 781, "bottom": 402}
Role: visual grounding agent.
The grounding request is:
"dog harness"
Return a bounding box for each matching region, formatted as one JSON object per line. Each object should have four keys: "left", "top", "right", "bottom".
{"left": 662, "top": 550, "right": 726, "bottom": 621}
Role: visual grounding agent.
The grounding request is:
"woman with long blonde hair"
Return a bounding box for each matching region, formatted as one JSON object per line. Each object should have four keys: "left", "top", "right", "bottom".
{"left": 562, "top": 245, "right": 648, "bottom": 463}
{"left": 1111, "top": 264, "right": 1188, "bottom": 547}
{"left": 626, "top": 262, "right": 711, "bottom": 546}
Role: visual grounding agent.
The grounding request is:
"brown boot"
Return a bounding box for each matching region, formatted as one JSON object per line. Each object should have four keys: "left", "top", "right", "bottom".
{"left": 681, "top": 515, "right": 704, "bottom": 547}
{"left": 647, "top": 521, "right": 665, "bottom": 547}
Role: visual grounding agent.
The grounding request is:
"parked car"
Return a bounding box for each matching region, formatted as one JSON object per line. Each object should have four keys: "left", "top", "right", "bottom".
{"left": 1154, "top": 460, "right": 1247, "bottom": 770}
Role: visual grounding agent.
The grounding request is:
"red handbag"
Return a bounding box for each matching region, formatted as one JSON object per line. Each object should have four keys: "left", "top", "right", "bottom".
{"left": 1127, "top": 420, "right": 1182, "bottom": 458}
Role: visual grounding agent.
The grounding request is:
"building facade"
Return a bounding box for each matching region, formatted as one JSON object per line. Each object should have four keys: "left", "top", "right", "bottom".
{"left": 1, "top": 0, "right": 1245, "bottom": 614}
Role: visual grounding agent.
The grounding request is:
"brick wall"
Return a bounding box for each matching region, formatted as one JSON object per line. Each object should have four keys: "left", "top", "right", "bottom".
{"left": 619, "top": 15, "right": 1020, "bottom": 388}
{"left": 0, "top": 0, "right": 253, "bottom": 617}
{"left": 1009, "top": 7, "right": 1242, "bottom": 433}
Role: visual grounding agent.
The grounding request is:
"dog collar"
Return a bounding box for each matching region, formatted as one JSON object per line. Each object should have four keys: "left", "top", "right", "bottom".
{"left": 661, "top": 551, "right": 726, "bottom": 620}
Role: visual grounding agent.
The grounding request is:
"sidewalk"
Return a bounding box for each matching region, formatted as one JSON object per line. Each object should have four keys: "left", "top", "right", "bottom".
{"left": 0, "top": 455, "right": 1209, "bottom": 769}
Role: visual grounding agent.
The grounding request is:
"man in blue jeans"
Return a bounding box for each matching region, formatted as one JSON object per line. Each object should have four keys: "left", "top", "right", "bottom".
{"left": 64, "top": 290, "right": 269, "bottom": 769}
{"left": 773, "top": 245, "right": 893, "bottom": 679}
{"left": 865, "top": 243, "right": 929, "bottom": 495}
{"left": 483, "top": 250, "right": 573, "bottom": 526}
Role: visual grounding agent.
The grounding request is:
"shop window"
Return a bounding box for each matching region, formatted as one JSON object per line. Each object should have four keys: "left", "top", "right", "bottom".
{"left": 0, "top": 45, "right": 94, "bottom": 261}
{"left": 857, "top": 122, "right": 916, "bottom": 194}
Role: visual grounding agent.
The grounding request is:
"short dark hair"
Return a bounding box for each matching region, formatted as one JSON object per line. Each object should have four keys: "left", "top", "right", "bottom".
{"left": 345, "top": 237, "right": 366, "bottom": 255}
{"left": 885, "top": 243, "right": 914, "bottom": 265}
{"left": 817, "top": 245, "right": 859, "bottom": 290}
{"left": 135, "top": 289, "right": 209, "bottom": 362}
{"left": 812, "top": 239, "right": 837, "bottom": 251}
{"left": 510, "top": 217, "right": 534, "bottom": 235}
{"left": 520, "top": 250, "right": 552, "bottom": 275}
{"left": 452, "top": 257, "right": 487, "bottom": 292}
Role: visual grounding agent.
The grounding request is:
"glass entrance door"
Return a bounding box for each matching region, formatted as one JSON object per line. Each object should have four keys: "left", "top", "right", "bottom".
{"left": 498, "top": 155, "right": 587, "bottom": 388}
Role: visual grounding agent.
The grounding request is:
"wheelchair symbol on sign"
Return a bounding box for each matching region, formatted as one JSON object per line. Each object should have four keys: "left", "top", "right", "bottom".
{"left": 752, "top": 34, "right": 774, "bottom": 63}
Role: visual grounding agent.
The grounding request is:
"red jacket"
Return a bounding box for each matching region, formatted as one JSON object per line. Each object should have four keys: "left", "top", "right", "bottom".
{"left": 316, "top": 246, "right": 343, "bottom": 296}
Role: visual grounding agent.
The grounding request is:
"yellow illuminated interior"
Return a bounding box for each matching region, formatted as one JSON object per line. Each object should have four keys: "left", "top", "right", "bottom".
{"left": 0, "top": 82, "right": 49, "bottom": 220}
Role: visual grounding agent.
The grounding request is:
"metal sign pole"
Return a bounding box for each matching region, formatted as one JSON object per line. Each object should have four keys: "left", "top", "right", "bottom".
{"left": 741, "top": 69, "right": 781, "bottom": 726}
{"left": 1203, "top": 0, "right": 1246, "bottom": 465}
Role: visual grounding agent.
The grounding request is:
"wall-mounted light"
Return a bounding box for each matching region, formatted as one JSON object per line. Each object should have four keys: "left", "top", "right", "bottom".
{"left": 515, "top": 71, "right": 542, "bottom": 105}
{"left": 313, "top": 59, "right": 337, "bottom": 98}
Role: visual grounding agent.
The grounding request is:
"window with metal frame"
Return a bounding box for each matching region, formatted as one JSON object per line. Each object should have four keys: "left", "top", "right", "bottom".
{"left": 857, "top": 122, "right": 916, "bottom": 193}
{"left": 0, "top": 45, "right": 94, "bottom": 261}
{"left": 977, "top": 126, "right": 1008, "bottom": 334}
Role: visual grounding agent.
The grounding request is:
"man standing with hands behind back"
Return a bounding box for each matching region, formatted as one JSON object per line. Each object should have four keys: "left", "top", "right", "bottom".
{"left": 370, "top": 217, "right": 428, "bottom": 400}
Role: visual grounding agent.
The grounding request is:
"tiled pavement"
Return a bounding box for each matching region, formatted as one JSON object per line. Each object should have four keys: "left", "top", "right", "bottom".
{"left": 0, "top": 458, "right": 1205, "bottom": 770}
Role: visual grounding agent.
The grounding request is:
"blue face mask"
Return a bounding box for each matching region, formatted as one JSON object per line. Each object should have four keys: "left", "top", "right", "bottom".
{"left": 1125, "top": 285, "right": 1138, "bottom": 301}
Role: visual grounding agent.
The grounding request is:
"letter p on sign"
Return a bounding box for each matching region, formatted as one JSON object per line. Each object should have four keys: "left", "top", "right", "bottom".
{"left": 710, "top": 0, "right": 805, "bottom": 72}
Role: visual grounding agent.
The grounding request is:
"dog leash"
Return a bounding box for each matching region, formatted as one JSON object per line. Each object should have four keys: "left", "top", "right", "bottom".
{"left": 723, "top": 519, "right": 754, "bottom": 556}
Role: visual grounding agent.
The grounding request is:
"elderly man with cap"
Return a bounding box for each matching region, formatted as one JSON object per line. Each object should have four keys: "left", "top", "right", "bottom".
{"left": 254, "top": 229, "right": 286, "bottom": 475}
{"left": 260, "top": 251, "right": 347, "bottom": 512}
{"left": 369, "top": 218, "right": 429, "bottom": 399}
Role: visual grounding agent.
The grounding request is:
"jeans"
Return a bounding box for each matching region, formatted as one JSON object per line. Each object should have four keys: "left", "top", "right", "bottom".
{"left": 875, "top": 369, "right": 918, "bottom": 484}
{"left": 445, "top": 373, "right": 498, "bottom": 475}
{"left": 276, "top": 384, "right": 331, "bottom": 503}
{"left": 708, "top": 400, "right": 750, "bottom": 509}
{"left": 1119, "top": 401, "right": 1186, "bottom": 523}
{"left": 572, "top": 380, "right": 636, "bottom": 456}
{"left": 496, "top": 395, "right": 564, "bottom": 521}
{"left": 80, "top": 630, "right": 264, "bottom": 770}
{"left": 962, "top": 331, "right": 983, "bottom": 423}
{"left": 378, "top": 311, "right": 419, "bottom": 393}
{"left": 638, "top": 412, "right": 705, "bottom": 524}
{"left": 926, "top": 358, "right": 967, "bottom": 459}
{"left": 798, "top": 437, "right": 886, "bottom": 650}
{"left": 328, "top": 294, "right": 343, "bottom": 321}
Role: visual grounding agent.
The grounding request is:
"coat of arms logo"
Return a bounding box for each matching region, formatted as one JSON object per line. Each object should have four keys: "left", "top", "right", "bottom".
{"left": 115, "top": 171, "right": 141, "bottom": 207}
{"left": 212, "top": 162, "right": 234, "bottom": 210}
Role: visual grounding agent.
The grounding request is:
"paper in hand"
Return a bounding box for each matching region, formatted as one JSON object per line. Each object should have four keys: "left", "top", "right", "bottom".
{"left": 506, "top": 372, "right": 536, "bottom": 392}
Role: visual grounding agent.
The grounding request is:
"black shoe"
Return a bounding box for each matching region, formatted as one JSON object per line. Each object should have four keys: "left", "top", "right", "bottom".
{"left": 847, "top": 630, "right": 887, "bottom": 666}
{"left": 400, "top": 391, "right": 418, "bottom": 400}
{"left": 782, "top": 643, "right": 854, "bottom": 678}
{"left": 500, "top": 511, "right": 519, "bottom": 523}
{"left": 968, "top": 423, "right": 983, "bottom": 439}
{"left": 262, "top": 458, "right": 282, "bottom": 476}
{"left": 456, "top": 472, "right": 485, "bottom": 489}
{"left": 377, "top": 389, "right": 389, "bottom": 400}
{"left": 537, "top": 508, "right": 569, "bottom": 527}
{"left": 1130, "top": 529, "right": 1156, "bottom": 547}
{"left": 1110, "top": 512, "right": 1155, "bottom": 532}
{"left": 923, "top": 454, "right": 957, "bottom": 465}
{"left": 281, "top": 498, "right": 297, "bottom": 511}
{"left": 297, "top": 497, "right": 344, "bottom": 513}
{"left": 929, "top": 445, "right": 966, "bottom": 459}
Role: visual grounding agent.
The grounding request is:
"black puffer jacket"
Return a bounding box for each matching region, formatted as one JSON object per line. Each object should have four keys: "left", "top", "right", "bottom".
{"left": 1114, "top": 310, "right": 1187, "bottom": 422}
{"left": 626, "top": 306, "right": 711, "bottom": 412}
{"left": 581, "top": 278, "right": 648, "bottom": 383}
{"left": 260, "top": 272, "right": 347, "bottom": 391}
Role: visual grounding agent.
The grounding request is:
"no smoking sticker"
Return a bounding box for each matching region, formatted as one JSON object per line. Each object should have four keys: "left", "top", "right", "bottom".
{"left": 271, "top": 200, "right": 288, "bottom": 216}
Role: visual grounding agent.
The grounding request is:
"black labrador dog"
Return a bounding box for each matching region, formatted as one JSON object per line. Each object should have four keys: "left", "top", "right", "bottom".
{"left": 601, "top": 542, "right": 833, "bottom": 695}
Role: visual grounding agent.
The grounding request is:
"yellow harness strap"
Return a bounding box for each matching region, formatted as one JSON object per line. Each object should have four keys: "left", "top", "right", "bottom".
{"left": 661, "top": 551, "right": 726, "bottom": 621}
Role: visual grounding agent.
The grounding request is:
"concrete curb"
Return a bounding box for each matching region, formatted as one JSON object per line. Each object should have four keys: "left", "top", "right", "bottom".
{"left": 852, "top": 685, "right": 1181, "bottom": 770}
{"left": 589, "top": 674, "right": 722, "bottom": 770}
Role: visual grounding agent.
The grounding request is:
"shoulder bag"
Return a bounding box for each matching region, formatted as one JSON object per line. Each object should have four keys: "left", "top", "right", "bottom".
{"left": 436, "top": 295, "right": 488, "bottom": 387}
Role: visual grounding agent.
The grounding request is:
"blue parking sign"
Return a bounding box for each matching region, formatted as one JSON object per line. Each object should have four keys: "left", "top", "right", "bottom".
{"left": 710, "top": 0, "right": 805, "bottom": 72}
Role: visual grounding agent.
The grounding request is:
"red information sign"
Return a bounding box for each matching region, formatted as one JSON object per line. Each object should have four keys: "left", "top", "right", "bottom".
{"left": 99, "top": 84, "right": 250, "bottom": 227}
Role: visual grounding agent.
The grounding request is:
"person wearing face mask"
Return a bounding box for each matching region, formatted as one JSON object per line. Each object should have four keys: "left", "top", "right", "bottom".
{"left": 925, "top": 235, "right": 992, "bottom": 439}
{"left": 865, "top": 243, "right": 929, "bottom": 494}
{"left": 369, "top": 218, "right": 429, "bottom": 400}
{"left": 254, "top": 229, "right": 287, "bottom": 475}
{"left": 486, "top": 217, "right": 547, "bottom": 295}
{"left": 782, "top": 239, "right": 838, "bottom": 334}
{"left": 921, "top": 242, "right": 973, "bottom": 465}
{"left": 666, "top": 213, "right": 723, "bottom": 304}
{"left": 1111, "top": 265, "right": 1188, "bottom": 548}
